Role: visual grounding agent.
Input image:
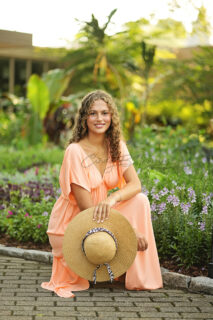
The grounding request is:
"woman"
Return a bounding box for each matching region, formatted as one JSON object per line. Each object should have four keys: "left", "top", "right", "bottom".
{"left": 41, "top": 90, "right": 163, "bottom": 298}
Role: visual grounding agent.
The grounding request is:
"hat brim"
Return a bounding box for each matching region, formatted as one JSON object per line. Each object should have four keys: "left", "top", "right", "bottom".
{"left": 62, "top": 207, "right": 137, "bottom": 282}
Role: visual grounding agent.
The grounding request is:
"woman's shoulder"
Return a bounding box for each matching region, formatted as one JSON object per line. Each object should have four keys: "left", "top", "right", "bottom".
{"left": 119, "top": 139, "right": 128, "bottom": 149}
{"left": 64, "top": 142, "right": 81, "bottom": 156}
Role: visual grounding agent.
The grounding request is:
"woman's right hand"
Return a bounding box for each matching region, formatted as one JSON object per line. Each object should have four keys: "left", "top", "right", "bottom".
{"left": 93, "top": 194, "right": 118, "bottom": 223}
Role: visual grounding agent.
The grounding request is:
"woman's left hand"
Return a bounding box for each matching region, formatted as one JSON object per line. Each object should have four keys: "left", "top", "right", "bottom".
{"left": 93, "top": 196, "right": 117, "bottom": 223}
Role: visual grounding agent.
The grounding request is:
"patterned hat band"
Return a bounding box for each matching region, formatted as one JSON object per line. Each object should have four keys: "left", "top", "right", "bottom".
{"left": 81, "top": 227, "right": 118, "bottom": 284}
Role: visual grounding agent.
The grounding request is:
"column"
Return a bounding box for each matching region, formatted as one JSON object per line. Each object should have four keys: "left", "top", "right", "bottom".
{"left": 9, "top": 58, "right": 15, "bottom": 93}
{"left": 26, "top": 59, "right": 32, "bottom": 82}
{"left": 43, "top": 61, "right": 49, "bottom": 73}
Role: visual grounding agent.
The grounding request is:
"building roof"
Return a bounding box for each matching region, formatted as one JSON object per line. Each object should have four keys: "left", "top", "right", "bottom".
{"left": 0, "top": 29, "right": 64, "bottom": 62}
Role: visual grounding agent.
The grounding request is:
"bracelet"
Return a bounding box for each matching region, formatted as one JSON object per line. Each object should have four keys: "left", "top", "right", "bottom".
{"left": 117, "top": 190, "right": 122, "bottom": 202}
{"left": 109, "top": 190, "right": 122, "bottom": 203}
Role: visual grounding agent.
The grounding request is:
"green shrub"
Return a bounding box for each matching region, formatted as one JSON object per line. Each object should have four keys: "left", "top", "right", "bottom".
{"left": 0, "top": 144, "right": 63, "bottom": 173}
{"left": 129, "top": 126, "right": 213, "bottom": 267}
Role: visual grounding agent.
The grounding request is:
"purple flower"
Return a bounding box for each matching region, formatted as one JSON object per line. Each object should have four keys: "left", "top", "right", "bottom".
{"left": 158, "top": 202, "right": 166, "bottom": 214}
{"left": 145, "top": 152, "right": 149, "bottom": 158}
{"left": 201, "top": 205, "right": 208, "bottom": 215}
{"left": 152, "top": 193, "right": 160, "bottom": 201}
{"left": 170, "top": 188, "right": 175, "bottom": 194}
{"left": 42, "top": 211, "right": 48, "bottom": 216}
{"left": 167, "top": 195, "right": 173, "bottom": 203}
{"left": 202, "top": 194, "right": 211, "bottom": 206}
{"left": 37, "top": 224, "right": 42, "bottom": 229}
{"left": 176, "top": 186, "right": 182, "bottom": 191}
{"left": 24, "top": 213, "right": 29, "bottom": 217}
{"left": 180, "top": 203, "right": 191, "bottom": 214}
{"left": 0, "top": 204, "right": 5, "bottom": 210}
{"left": 151, "top": 203, "right": 157, "bottom": 212}
{"left": 184, "top": 166, "right": 192, "bottom": 175}
{"left": 198, "top": 222, "right": 205, "bottom": 231}
{"left": 152, "top": 155, "right": 156, "bottom": 161}
{"left": 137, "top": 168, "right": 141, "bottom": 174}
{"left": 56, "top": 188, "right": 61, "bottom": 195}
{"left": 154, "top": 179, "right": 159, "bottom": 184}
{"left": 151, "top": 187, "right": 156, "bottom": 196}
{"left": 204, "top": 171, "right": 208, "bottom": 177}
{"left": 142, "top": 187, "right": 149, "bottom": 196}
{"left": 202, "top": 157, "right": 207, "bottom": 164}
{"left": 188, "top": 188, "right": 196, "bottom": 203}
{"left": 188, "top": 221, "right": 193, "bottom": 226}
{"left": 172, "top": 180, "right": 177, "bottom": 186}
{"left": 167, "top": 195, "right": 180, "bottom": 207}
{"left": 8, "top": 211, "right": 13, "bottom": 216}
{"left": 159, "top": 187, "right": 169, "bottom": 196}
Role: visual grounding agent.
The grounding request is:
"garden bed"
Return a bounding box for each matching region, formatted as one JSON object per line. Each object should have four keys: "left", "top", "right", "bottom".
{"left": 0, "top": 233, "right": 208, "bottom": 278}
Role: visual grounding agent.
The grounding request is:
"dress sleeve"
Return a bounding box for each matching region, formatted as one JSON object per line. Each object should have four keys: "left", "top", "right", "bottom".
{"left": 59, "top": 144, "right": 91, "bottom": 198}
{"left": 118, "top": 140, "right": 134, "bottom": 176}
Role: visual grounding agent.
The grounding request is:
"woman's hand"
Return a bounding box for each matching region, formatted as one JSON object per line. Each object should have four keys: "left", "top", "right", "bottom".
{"left": 93, "top": 195, "right": 117, "bottom": 223}
{"left": 134, "top": 228, "right": 148, "bottom": 251}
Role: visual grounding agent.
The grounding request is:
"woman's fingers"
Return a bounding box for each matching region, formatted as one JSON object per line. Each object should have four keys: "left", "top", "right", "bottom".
{"left": 98, "top": 204, "right": 106, "bottom": 223}
{"left": 105, "top": 204, "right": 110, "bottom": 220}
{"left": 93, "top": 203, "right": 110, "bottom": 223}
{"left": 137, "top": 234, "right": 148, "bottom": 251}
{"left": 93, "top": 206, "right": 98, "bottom": 221}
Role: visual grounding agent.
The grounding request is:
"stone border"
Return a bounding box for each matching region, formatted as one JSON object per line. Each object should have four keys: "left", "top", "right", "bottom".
{"left": 0, "top": 244, "right": 213, "bottom": 295}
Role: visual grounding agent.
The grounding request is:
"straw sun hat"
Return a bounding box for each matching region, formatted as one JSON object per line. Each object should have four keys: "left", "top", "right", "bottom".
{"left": 63, "top": 207, "right": 137, "bottom": 283}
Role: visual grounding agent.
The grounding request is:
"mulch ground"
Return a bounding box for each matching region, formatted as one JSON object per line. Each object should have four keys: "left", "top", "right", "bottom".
{"left": 0, "top": 233, "right": 208, "bottom": 278}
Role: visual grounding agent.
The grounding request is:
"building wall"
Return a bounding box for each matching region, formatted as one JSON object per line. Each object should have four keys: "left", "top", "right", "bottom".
{"left": 0, "top": 30, "right": 61, "bottom": 96}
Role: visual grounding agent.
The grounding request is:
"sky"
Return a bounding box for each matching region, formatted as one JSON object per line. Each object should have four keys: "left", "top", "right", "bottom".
{"left": 0, "top": 0, "right": 213, "bottom": 47}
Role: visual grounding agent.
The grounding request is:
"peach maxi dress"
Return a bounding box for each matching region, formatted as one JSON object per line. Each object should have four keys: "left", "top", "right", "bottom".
{"left": 41, "top": 140, "right": 163, "bottom": 298}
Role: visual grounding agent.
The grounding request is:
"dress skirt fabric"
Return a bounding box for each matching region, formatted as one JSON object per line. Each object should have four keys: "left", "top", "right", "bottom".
{"left": 41, "top": 141, "right": 163, "bottom": 298}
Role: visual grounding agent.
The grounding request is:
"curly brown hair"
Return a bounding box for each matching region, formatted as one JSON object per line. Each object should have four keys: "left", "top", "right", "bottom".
{"left": 69, "top": 90, "right": 122, "bottom": 162}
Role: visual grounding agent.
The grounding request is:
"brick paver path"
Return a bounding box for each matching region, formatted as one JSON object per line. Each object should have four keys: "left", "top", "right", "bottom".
{"left": 0, "top": 255, "right": 213, "bottom": 319}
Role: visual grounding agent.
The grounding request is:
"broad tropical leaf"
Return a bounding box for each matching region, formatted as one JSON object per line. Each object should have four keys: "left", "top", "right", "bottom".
{"left": 27, "top": 75, "right": 49, "bottom": 120}
{"left": 42, "top": 69, "right": 74, "bottom": 105}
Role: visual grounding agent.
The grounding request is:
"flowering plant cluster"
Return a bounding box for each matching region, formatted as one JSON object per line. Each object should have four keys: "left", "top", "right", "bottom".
{"left": 130, "top": 126, "right": 213, "bottom": 268}
{"left": 0, "top": 179, "right": 61, "bottom": 243}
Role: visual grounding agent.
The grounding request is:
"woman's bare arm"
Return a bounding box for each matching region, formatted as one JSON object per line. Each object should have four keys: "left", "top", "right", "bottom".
{"left": 116, "top": 164, "right": 142, "bottom": 201}
{"left": 71, "top": 183, "right": 93, "bottom": 211}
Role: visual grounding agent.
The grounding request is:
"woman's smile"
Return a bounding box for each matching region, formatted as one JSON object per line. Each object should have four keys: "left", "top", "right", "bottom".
{"left": 94, "top": 123, "right": 106, "bottom": 128}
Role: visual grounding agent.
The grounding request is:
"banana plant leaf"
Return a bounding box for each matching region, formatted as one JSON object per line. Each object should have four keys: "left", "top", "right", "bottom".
{"left": 27, "top": 75, "right": 49, "bottom": 120}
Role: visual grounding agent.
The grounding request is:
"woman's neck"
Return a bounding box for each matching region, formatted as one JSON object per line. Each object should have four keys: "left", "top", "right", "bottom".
{"left": 86, "top": 133, "right": 107, "bottom": 148}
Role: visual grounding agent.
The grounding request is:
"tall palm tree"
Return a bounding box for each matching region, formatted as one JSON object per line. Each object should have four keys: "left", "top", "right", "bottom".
{"left": 63, "top": 9, "right": 129, "bottom": 98}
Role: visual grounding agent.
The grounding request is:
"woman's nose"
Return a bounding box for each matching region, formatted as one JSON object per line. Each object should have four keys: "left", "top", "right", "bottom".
{"left": 97, "top": 113, "right": 103, "bottom": 120}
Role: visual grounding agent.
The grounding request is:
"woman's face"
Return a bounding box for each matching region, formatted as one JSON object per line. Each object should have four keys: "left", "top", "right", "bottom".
{"left": 86, "top": 99, "right": 112, "bottom": 135}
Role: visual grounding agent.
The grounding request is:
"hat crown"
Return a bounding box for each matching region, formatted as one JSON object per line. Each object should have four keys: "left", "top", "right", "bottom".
{"left": 84, "top": 232, "right": 117, "bottom": 265}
